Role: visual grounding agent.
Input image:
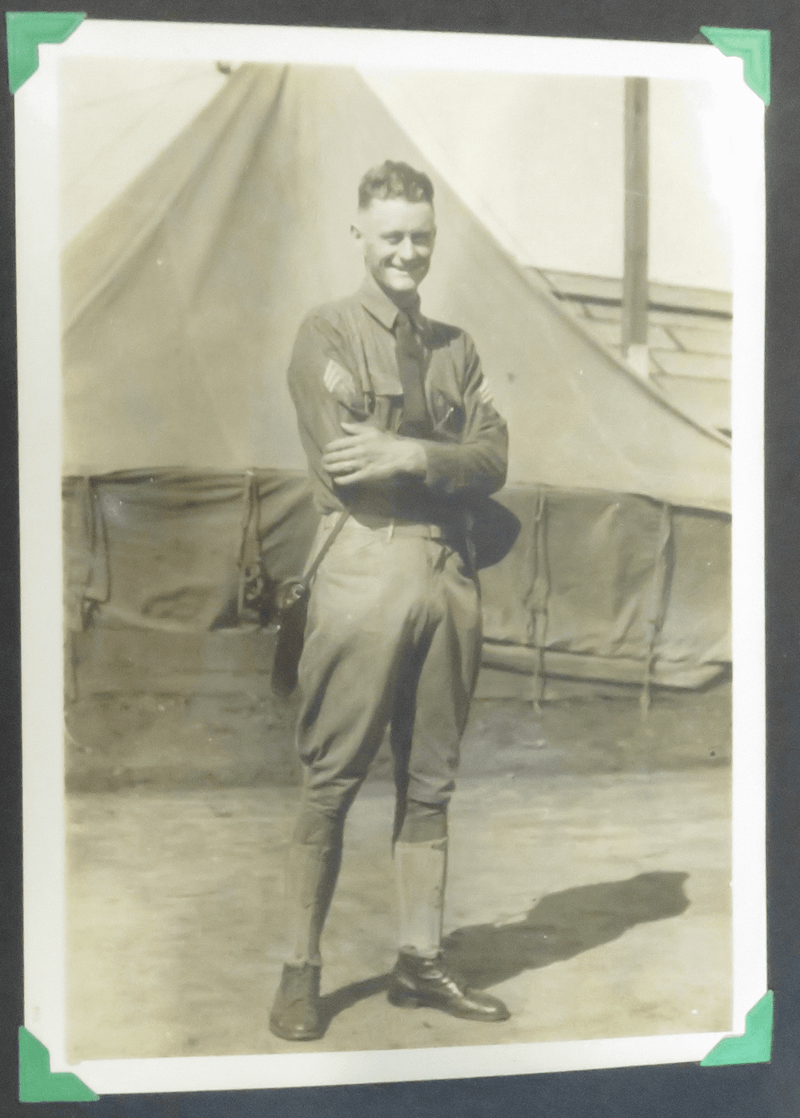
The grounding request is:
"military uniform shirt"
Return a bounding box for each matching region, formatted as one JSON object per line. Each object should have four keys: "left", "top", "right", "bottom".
{"left": 287, "top": 273, "right": 508, "bottom": 523}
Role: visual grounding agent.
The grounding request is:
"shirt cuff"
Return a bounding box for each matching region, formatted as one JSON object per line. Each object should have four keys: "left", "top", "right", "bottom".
{"left": 422, "top": 441, "right": 466, "bottom": 494}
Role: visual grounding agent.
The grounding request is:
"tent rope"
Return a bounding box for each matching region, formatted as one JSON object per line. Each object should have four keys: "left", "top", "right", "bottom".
{"left": 81, "top": 476, "right": 111, "bottom": 623}
{"left": 529, "top": 487, "right": 550, "bottom": 711}
{"left": 641, "top": 502, "right": 673, "bottom": 716}
{"left": 65, "top": 477, "right": 111, "bottom": 701}
{"left": 237, "top": 470, "right": 262, "bottom": 622}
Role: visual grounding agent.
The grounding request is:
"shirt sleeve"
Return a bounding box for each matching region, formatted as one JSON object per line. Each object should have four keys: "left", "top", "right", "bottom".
{"left": 420, "top": 333, "right": 508, "bottom": 497}
{"left": 287, "top": 312, "right": 361, "bottom": 456}
{"left": 287, "top": 311, "right": 377, "bottom": 512}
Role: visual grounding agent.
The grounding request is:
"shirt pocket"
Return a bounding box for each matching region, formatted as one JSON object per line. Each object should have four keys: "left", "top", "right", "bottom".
{"left": 429, "top": 389, "right": 465, "bottom": 441}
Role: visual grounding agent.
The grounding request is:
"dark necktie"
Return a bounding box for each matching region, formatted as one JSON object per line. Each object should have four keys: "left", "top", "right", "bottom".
{"left": 395, "top": 311, "right": 432, "bottom": 437}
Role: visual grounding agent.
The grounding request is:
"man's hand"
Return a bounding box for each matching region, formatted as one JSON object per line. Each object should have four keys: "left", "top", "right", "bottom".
{"left": 322, "top": 422, "right": 427, "bottom": 486}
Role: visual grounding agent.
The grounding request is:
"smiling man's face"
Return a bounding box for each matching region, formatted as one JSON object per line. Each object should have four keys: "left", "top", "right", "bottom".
{"left": 352, "top": 197, "right": 436, "bottom": 303}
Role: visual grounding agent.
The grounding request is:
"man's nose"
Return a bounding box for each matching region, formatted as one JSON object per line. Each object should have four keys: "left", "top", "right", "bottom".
{"left": 396, "top": 237, "right": 417, "bottom": 261}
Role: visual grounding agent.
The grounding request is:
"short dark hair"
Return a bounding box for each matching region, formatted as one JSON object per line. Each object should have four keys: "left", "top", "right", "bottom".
{"left": 358, "top": 161, "right": 434, "bottom": 210}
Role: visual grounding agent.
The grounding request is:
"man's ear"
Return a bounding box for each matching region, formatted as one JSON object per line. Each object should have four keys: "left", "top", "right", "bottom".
{"left": 350, "top": 220, "right": 363, "bottom": 245}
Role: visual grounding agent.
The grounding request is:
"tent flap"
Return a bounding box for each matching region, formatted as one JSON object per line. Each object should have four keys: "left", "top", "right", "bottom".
{"left": 63, "top": 470, "right": 317, "bottom": 632}
{"left": 480, "top": 485, "right": 729, "bottom": 676}
{"left": 63, "top": 471, "right": 729, "bottom": 688}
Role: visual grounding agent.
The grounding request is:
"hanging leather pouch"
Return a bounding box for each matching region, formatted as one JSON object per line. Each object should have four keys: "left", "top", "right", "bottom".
{"left": 271, "top": 510, "right": 349, "bottom": 697}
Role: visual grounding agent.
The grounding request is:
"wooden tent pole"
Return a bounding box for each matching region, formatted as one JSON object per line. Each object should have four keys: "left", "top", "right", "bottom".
{"left": 621, "top": 76, "right": 649, "bottom": 378}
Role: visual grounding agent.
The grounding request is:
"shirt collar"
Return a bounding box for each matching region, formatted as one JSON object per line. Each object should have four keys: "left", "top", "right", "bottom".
{"left": 358, "top": 273, "right": 422, "bottom": 332}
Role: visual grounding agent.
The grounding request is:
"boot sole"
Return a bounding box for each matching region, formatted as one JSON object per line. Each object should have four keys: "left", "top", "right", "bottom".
{"left": 387, "top": 986, "right": 510, "bottom": 1021}
{"left": 387, "top": 988, "right": 425, "bottom": 1009}
{"left": 269, "top": 1020, "right": 325, "bottom": 1041}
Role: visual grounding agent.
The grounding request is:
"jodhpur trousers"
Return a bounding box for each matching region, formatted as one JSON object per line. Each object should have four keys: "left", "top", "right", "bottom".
{"left": 295, "top": 514, "right": 482, "bottom": 828}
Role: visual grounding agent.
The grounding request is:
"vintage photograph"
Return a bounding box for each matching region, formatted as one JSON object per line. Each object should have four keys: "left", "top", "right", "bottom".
{"left": 17, "top": 20, "right": 765, "bottom": 1094}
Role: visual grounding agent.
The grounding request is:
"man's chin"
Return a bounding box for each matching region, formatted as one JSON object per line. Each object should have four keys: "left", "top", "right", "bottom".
{"left": 381, "top": 273, "right": 422, "bottom": 294}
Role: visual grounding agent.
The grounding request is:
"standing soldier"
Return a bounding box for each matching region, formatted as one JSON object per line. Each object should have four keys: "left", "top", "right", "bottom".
{"left": 269, "top": 160, "right": 511, "bottom": 1041}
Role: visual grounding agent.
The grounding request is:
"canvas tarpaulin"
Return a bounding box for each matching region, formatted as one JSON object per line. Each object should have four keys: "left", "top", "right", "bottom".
{"left": 63, "top": 470, "right": 318, "bottom": 632}
{"left": 480, "top": 487, "right": 729, "bottom": 690}
{"left": 63, "top": 472, "right": 729, "bottom": 691}
{"left": 61, "top": 63, "right": 731, "bottom": 693}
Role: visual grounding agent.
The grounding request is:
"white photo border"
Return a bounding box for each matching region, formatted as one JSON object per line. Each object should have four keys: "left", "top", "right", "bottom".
{"left": 16, "top": 18, "right": 765, "bottom": 1094}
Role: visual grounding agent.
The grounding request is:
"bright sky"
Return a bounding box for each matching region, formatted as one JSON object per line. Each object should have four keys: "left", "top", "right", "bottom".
{"left": 363, "top": 69, "right": 733, "bottom": 290}
{"left": 60, "top": 59, "right": 734, "bottom": 291}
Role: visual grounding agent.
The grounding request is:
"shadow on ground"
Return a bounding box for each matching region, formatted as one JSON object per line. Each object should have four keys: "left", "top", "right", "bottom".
{"left": 445, "top": 870, "right": 690, "bottom": 988}
{"left": 319, "top": 974, "right": 392, "bottom": 1029}
{"left": 319, "top": 871, "right": 689, "bottom": 1027}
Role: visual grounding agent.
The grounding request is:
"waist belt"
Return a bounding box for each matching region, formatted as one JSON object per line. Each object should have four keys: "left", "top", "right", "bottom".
{"left": 321, "top": 511, "right": 447, "bottom": 540}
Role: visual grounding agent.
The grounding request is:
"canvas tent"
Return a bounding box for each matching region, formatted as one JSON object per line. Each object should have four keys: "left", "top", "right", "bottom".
{"left": 62, "top": 63, "right": 732, "bottom": 698}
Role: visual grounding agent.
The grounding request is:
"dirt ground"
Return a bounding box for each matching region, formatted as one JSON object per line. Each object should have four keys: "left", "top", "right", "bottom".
{"left": 65, "top": 676, "right": 732, "bottom": 790}
{"left": 65, "top": 681, "right": 732, "bottom": 1063}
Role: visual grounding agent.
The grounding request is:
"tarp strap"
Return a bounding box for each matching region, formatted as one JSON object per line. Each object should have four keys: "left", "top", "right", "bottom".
{"left": 65, "top": 477, "right": 110, "bottom": 700}
{"left": 641, "top": 502, "right": 673, "bottom": 716}
{"left": 237, "top": 470, "right": 261, "bottom": 620}
{"left": 65, "top": 631, "right": 78, "bottom": 704}
{"left": 529, "top": 487, "right": 550, "bottom": 710}
{"left": 81, "top": 476, "right": 110, "bottom": 623}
